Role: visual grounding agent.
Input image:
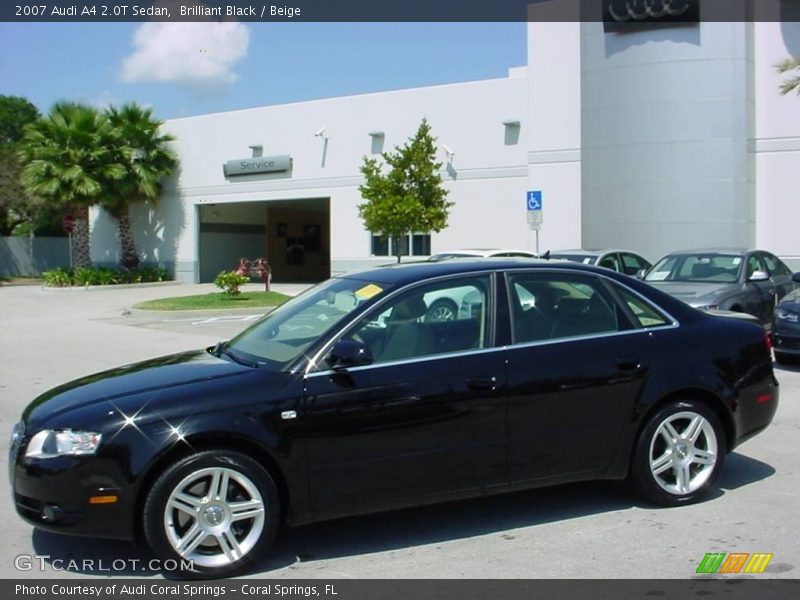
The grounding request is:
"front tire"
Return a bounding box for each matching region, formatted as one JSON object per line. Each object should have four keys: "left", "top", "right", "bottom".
{"left": 630, "top": 400, "right": 725, "bottom": 506}
{"left": 143, "top": 450, "right": 280, "bottom": 578}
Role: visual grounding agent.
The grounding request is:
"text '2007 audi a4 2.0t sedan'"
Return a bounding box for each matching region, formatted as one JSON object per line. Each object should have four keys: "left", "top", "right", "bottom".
{"left": 10, "top": 260, "right": 779, "bottom": 577}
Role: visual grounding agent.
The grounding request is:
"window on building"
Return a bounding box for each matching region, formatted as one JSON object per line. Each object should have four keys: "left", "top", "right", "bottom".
{"left": 371, "top": 233, "right": 431, "bottom": 257}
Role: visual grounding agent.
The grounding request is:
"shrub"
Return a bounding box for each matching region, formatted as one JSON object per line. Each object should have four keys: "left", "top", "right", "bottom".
{"left": 41, "top": 265, "right": 170, "bottom": 287}
{"left": 74, "top": 267, "right": 101, "bottom": 286}
{"left": 138, "top": 265, "right": 167, "bottom": 282}
{"left": 96, "top": 268, "right": 118, "bottom": 285}
{"left": 215, "top": 271, "right": 249, "bottom": 296}
{"left": 42, "top": 268, "right": 73, "bottom": 287}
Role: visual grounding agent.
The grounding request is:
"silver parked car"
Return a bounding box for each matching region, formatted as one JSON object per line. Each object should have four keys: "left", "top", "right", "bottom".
{"left": 643, "top": 249, "right": 798, "bottom": 325}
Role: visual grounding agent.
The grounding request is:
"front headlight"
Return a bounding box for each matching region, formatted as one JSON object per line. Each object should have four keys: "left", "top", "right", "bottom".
{"left": 10, "top": 421, "right": 23, "bottom": 447}
{"left": 25, "top": 429, "right": 102, "bottom": 459}
{"left": 776, "top": 308, "right": 799, "bottom": 323}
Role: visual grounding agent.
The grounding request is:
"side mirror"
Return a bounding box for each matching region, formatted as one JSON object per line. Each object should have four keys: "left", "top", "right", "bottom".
{"left": 748, "top": 270, "right": 770, "bottom": 283}
{"left": 792, "top": 272, "right": 800, "bottom": 284}
{"left": 635, "top": 269, "right": 647, "bottom": 280}
{"left": 328, "top": 339, "right": 373, "bottom": 370}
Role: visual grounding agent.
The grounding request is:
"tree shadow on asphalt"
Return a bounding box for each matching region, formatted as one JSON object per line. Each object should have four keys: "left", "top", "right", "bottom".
{"left": 30, "top": 452, "right": 775, "bottom": 578}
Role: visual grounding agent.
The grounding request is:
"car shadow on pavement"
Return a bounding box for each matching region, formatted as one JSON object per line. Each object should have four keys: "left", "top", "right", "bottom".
{"left": 256, "top": 453, "right": 775, "bottom": 575}
{"left": 714, "top": 452, "right": 776, "bottom": 493}
{"left": 29, "top": 453, "right": 774, "bottom": 578}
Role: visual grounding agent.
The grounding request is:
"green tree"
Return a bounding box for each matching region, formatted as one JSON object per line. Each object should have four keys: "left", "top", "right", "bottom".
{"left": 0, "top": 95, "right": 39, "bottom": 146}
{"left": 358, "top": 118, "right": 453, "bottom": 263}
{"left": 776, "top": 57, "right": 800, "bottom": 95}
{"left": 0, "top": 95, "right": 41, "bottom": 236}
{"left": 19, "top": 102, "right": 126, "bottom": 268}
{"left": 105, "top": 103, "right": 177, "bottom": 270}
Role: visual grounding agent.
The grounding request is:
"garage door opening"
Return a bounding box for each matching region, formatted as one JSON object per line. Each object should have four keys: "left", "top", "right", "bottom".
{"left": 197, "top": 198, "right": 330, "bottom": 284}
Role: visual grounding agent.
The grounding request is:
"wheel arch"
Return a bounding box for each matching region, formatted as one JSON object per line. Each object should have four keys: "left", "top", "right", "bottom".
{"left": 631, "top": 387, "right": 735, "bottom": 469}
{"left": 131, "top": 433, "right": 291, "bottom": 545}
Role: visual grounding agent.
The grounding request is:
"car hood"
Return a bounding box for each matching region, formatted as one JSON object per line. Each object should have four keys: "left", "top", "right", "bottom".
{"left": 21, "top": 349, "right": 254, "bottom": 428}
{"left": 646, "top": 281, "right": 731, "bottom": 306}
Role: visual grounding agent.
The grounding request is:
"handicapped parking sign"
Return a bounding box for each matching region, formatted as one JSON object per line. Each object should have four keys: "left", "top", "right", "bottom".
{"left": 527, "top": 190, "right": 542, "bottom": 211}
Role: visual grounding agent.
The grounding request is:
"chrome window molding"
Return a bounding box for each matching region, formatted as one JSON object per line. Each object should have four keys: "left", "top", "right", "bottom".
{"left": 306, "top": 345, "right": 508, "bottom": 378}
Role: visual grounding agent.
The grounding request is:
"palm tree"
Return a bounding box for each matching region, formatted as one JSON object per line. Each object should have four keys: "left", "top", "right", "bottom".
{"left": 105, "top": 103, "right": 177, "bottom": 270}
{"left": 776, "top": 57, "right": 800, "bottom": 95}
{"left": 19, "top": 102, "right": 125, "bottom": 268}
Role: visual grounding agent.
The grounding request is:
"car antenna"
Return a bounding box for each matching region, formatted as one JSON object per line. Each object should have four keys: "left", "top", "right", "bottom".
{"left": 541, "top": 250, "right": 551, "bottom": 260}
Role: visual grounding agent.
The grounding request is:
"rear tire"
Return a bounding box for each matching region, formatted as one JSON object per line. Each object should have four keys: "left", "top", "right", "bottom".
{"left": 143, "top": 450, "right": 280, "bottom": 579}
{"left": 630, "top": 400, "right": 725, "bottom": 506}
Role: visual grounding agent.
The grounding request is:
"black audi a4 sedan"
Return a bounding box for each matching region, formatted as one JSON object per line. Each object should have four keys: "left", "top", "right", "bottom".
{"left": 10, "top": 260, "right": 778, "bottom": 577}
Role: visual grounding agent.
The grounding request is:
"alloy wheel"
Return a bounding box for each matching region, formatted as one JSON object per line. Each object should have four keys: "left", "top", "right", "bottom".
{"left": 648, "top": 410, "right": 718, "bottom": 496}
{"left": 163, "top": 467, "right": 266, "bottom": 568}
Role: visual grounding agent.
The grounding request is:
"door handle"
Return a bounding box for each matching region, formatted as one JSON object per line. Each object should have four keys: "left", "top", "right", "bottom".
{"left": 615, "top": 357, "right": 642, "bottom": 372}
{"left": 466, "top": 376, "right": 498, "bottom": 391}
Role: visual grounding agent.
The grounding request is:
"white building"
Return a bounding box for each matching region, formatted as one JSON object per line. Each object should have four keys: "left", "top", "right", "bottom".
{"left": 91, "top": 10, "right": 800, "bottom": 283}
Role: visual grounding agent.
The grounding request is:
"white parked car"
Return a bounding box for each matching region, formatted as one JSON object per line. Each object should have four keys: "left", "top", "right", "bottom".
{"left": 429, "top": 248, "right": 537, "bottom": 261}
{"left": 417, "top": 251, "right": 536, "bottom": 321}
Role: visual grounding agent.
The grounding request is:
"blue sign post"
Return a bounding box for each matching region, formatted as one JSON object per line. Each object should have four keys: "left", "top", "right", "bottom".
{"left": 526, "top": 190, "right": 543, "bottom": 255}
{"left": 527, "top": 190, "right": 542, "bottom": 211}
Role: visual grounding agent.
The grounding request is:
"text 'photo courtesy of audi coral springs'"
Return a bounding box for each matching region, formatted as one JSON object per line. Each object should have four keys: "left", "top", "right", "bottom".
{"left": 9, "top": 259, "right": 779, "bottom": 578}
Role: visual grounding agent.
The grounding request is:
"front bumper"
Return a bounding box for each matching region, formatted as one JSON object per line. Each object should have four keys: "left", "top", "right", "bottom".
{"left": 773, "top": 318, "right": 800, "bottom": 357}
{"left": 11, "top": 446, "right": 136, "bottom": 541}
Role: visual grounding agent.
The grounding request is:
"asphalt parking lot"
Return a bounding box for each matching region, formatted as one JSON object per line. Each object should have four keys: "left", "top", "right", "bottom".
{"left": 1, "top": 282, "right": 799, "bottom": 579}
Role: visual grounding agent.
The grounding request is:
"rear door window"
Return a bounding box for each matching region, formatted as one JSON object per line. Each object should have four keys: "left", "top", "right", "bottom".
{"left": 507, "top": 273, "right": 628, "bottom": 344}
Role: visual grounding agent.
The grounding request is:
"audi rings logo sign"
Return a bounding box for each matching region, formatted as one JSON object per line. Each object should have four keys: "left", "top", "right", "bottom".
{"left": 604, "top": 0, "right": 700, "bottom": 32}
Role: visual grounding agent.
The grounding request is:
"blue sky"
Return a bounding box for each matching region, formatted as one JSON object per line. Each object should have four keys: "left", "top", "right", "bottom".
{"left": 0, "top": 22, "right": 527, "bottom": 121}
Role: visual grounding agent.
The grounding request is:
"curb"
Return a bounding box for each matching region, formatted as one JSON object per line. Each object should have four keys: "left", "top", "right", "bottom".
{"left": 40, "top": 280, "right": 182, "bottom": 292}
{"left": 126, "top": 306, "right": 277, "bottom": 319}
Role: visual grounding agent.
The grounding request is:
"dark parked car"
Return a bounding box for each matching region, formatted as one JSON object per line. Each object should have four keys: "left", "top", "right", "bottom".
{"left": 549, "top": 249, "right": 652, "bottom": 276}
{"left": 773, "top": 272, "right": 800, "bottom": 363}
{"left": 10, "top": 260, "right": 778, "bottom": 577}
{"left": 643, "top": 249, "right": 798, "bottom": 325}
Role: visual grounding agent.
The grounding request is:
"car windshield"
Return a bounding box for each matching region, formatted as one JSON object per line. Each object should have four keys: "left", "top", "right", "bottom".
{"left": 550, "top": 254, "right": 597, "bottom": 265}
{"left": 645, "top": 254, "right": 742, "bottom": 284}
{"left": 225, "top": 277, "right": 391, "bottom": 370}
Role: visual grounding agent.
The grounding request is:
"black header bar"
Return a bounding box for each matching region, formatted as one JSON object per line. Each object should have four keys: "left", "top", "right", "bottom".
{"left": 3, "top": 579, "right": 800, "bottom": 600}
{"left": 1, "top": 0, "right": 797, "bottom": 23}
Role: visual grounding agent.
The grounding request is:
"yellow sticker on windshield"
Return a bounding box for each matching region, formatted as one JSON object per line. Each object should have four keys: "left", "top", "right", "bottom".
{"left": 355, "top": 283, "right": 383, "bottom": 299}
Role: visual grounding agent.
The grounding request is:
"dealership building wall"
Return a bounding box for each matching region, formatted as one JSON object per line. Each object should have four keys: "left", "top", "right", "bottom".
{"left": 90, "top": 17, "right": 800, "bottom": 282}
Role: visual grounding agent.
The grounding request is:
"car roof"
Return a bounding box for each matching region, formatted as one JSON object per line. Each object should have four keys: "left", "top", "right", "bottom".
{"left": 340, "top": 257, "right": 612, "bottom": 286}
{"left": 337, "top": 257, "right": 702, "bottom": 325}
